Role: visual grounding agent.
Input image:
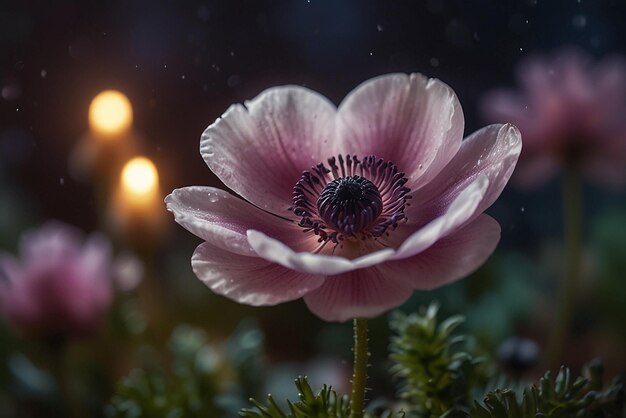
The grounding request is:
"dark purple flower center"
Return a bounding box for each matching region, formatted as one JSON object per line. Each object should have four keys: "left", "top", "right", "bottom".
{"left": 317, "top": 176, "right": 383, "bottom": 235}
{"left": 291, "top": 154, "right": 411, "bottom": 244}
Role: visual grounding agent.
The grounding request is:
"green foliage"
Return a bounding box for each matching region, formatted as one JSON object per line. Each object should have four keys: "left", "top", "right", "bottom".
{"left": 471, "top": 360, "right": 626, "bottom": 418}
{"left": 240, "top": 376, "right": 351, "bottom": 418}
{"left": 107, "top": 325, "right": 225, "bottom": 418}
{"left": 470, "top": 362, "right": 626, "bottom": 418}
{"left": 389, "top": 303, "right": 490, "bottom": 418}
{"left": 240, "top": 376, "right": 406, "bottom": 418}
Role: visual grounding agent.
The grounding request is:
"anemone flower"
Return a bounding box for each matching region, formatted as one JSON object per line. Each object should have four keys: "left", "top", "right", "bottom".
{"left": 0, "top": 222, "right": 113, "bottom": 339}
{"left": 481, "top": 48, "right": 626, "bottom": 188}
{"left": 166, "top": 73, "right": 521, "bottom": 323}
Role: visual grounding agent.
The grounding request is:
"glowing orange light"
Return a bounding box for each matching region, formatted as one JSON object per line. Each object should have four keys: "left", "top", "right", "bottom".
{"left": 112, "top": 156, "right": 166, "bottom": 244}
{"left": 89, "top": 90, "right": 133, "bottom": 138}
{"left": 121, "top": 157, "right": 159, "bottom": 198}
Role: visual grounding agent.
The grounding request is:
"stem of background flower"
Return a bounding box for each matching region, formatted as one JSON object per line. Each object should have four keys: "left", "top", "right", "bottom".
{"left": 49, "top": 340, "right": 82, "bottom": 418}
{"left": 349, "top": 318, "right": 369, "bottom": 418}
{"left": 546, "top": 166, "right": 583, "bottom": 368}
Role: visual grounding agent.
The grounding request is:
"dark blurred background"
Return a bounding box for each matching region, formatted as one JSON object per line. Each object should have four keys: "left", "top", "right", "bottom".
{"left": 2, "top": 0, "right": 626, "bottom": 229}
{"left": 1, "top": 1, "right": 626, "bottom": 414}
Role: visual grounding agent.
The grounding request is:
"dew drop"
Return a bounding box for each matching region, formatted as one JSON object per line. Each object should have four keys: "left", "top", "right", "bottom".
{"left": 207, "top": 193, "right": 219, "bottom": 203}
{"left": 204, "top": 142, "right": 215, "bottom": 157}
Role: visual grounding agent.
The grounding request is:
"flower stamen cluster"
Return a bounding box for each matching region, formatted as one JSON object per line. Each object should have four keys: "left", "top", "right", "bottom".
{"left": 291, "top": 154, "right": 411, "bottom": 245}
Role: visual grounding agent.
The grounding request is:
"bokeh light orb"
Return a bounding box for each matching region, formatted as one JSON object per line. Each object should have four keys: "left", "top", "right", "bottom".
{"left": 89, "top": 90, "right": 133, "bottom": 137}
{"left": 121, "top": 157, "right": 158, "bottom": 196}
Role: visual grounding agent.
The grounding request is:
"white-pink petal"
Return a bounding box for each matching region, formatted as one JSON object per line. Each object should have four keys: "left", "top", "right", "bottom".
{"left": 337, "top": 73, "right": 464, "bottom": 191}
{"left": 165, "top": 186, "right": 311, "bottom": 256}
{"left": 192, "top": 242, "right": 325, "bottom": 306}
{"left": 384, "top": 214, "right": 501, "bottom": 290}
{"left": 407, "top": 123, "right": 521, "bottom": 227}
{"left": 392, "top": 175, "right": 489, "bottom": 259}
{"left": 303, "top": 267, "right": 413, "bottom": 322}
{"left": 246, "top": 229, "right": 395, "bottom": 275}
{"left": 201, "top": 86, "right": 337, "bottom": 217}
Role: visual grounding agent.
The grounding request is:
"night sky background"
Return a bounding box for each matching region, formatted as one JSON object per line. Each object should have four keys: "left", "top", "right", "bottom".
{"left": 3, "top": 0, "right": 626, "bottom": 236}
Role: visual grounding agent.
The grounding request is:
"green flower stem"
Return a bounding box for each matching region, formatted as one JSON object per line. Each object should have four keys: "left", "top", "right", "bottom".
{"left": 49, "top": 341, "right": 81, "bottom": 418}
{"left": 350, "top": 318, "right": 369, "bottom": 418}
{"left": 547, "top": 166, "right": 583, "bottom": 368}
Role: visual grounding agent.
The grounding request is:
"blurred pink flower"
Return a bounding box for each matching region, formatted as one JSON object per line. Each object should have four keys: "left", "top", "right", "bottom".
{"left": 0, "top": 222, "right": 113, "bottom": 338}
{"left": 166, "top": 73, "right": 521, "bottom": 322}
{"left": 482, "top": 48, "right": 626, "bottom": 188}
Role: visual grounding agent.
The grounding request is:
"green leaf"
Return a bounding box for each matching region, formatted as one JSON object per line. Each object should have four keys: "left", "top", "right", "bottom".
{"left": 470, "top": 360, "right": 626, "bottom": 418}
{"left": 389, "top": 303, "right": 492, "bottom": 418}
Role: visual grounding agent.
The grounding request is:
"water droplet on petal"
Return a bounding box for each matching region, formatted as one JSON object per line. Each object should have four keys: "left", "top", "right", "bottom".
{"left": 207, "top": 192, "right": 219, "bottom": 203}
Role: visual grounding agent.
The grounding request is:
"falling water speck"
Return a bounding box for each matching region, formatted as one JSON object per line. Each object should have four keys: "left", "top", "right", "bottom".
{"left": 59, "top": 178, "right": 65, "bottom": 185}
{"left": 377, "top": 24, "right": 384, "bottom": 32}
{"left": 40, "top": 69, "right": 47, "bottom": 78}
{"left": 429, "top": 57, "right": 440, "bottom": 67}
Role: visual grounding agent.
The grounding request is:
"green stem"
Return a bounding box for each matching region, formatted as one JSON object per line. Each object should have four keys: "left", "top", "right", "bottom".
{"left": 349, "top": 318, "right": 369, "bottom": 418}
{"left": 547, "top": 167, "right": 583, "bottom": 368}
{"left": 49, "top": 341, "right": 81, "bottom": 418}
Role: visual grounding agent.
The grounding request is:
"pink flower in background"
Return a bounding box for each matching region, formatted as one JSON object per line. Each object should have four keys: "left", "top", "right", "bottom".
{"left": 481, "top": 48, "right": 626, "bottom": 188}
{"left": 0, "top": 222, "right": 113, "bottom": 338}
{"left": 166, "top": 73, "right": 521, "bottom": 322}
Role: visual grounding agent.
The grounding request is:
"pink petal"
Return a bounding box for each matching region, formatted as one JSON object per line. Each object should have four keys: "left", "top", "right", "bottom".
{"left": 383, "top": 214, "right": 500, "bottom": 290}
{"left": 407, "top": 124, "right": 521, "bottom": 228}
{"left": 480, "top": 90, "right": 532, "bottom": 129}
{"left": 78, "top": 233, "right": 112, "bottom": 278}
{"left": 165, "top": 186, "right": 313, "bottom": 256}
{"left": 391, "top": 175, "right": 489, "bottom": 259}
{"left": 337, "top": 73, "right": 464, "bottom": 190}
{"left": 192, "top": 242, "right": 325, "bottom": 306}
{"left": 20, "top": 222, "right": 81, "bottom": 263}
{"left": 303, "top": 267, "right": 413, "bottom": 322}
{"left": 201, "top": 86, "right": 337, "bottom": 217}
{"left": 0, "top": 254, "right": 21, "bottom": 283}
{"left": 247, "top": 229, "right": 395, "bottom": 275}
